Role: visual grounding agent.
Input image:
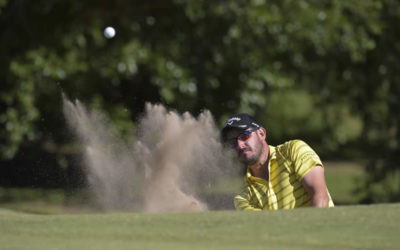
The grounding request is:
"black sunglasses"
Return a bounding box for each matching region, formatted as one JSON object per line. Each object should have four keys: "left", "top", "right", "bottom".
{"left": 224, "top": 127, "right": 259, "bottom": 148}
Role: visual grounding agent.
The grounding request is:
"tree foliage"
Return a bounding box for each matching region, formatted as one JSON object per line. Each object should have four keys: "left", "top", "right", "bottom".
{"left": 0, "top": 0, "right": 399, "bottom": 201}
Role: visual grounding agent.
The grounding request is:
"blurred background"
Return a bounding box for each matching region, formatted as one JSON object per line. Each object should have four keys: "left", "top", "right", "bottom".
{"left": 0, "top": 0, "right": 399, "bottom": 213}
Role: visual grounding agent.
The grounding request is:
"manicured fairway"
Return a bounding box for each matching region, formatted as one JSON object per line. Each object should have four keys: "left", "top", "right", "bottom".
{"left": 1, "top": 203, "right": 399, "bottom": 250}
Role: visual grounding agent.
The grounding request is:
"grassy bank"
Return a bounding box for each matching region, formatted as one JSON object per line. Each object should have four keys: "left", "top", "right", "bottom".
{"left": 1, "top": 203, "right": 399, "bottom": 250}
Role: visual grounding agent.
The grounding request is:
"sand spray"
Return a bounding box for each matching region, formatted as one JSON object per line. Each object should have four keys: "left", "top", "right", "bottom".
{"left": 63, "top": 98, "right": 240, "bottom": 212}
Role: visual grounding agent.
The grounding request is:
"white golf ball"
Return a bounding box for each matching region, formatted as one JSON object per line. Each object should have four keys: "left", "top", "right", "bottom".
{"left": 104, "top": 26, "right": 116, "bottom": 39}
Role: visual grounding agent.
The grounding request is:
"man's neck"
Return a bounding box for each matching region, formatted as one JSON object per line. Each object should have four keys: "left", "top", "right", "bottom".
{"left": 249, "top": 144, "right": 270, "bottom": 180}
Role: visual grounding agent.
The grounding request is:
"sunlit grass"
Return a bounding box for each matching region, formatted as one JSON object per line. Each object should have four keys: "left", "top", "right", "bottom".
{"left": 0, "top": 203, "right": 399, "bottom": 250}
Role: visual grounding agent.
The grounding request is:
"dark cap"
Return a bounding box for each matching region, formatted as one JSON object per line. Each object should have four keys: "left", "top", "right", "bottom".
{"left": 221, "top": 113, "right": 261, "bottom": 140}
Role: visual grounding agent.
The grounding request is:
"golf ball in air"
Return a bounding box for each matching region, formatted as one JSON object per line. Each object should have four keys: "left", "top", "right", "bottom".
{"left": 104, "top": 26, "right": 116, "bottom": 39}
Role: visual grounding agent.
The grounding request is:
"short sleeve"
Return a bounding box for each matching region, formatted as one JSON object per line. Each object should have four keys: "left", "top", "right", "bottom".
{"left": 286, "top": 140, "right": 323, "bottom": 180}
{"left": 234, "top": 193, "right": 262, "bottom": 211}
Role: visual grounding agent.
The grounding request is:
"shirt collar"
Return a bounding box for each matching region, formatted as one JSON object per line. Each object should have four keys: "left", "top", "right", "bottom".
{"left": 246, "top": 145, "right": 276, "bottom": 178}
{"left": 269, "top": 145, "right": 276, "bottom": 160}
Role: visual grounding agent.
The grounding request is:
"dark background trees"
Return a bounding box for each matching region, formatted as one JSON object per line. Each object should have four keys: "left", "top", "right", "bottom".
{"left": 1, "top": 0, "right": 399, "bottom": 202}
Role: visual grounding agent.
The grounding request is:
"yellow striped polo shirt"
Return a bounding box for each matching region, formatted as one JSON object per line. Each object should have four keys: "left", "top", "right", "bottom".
{"left": 234, "top": 140, "right": 334, "bottom": 210}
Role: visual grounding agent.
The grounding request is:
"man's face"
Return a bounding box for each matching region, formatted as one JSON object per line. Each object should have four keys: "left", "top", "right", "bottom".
{"left": 224, "top": 128, "right": 264, "bottom": 165}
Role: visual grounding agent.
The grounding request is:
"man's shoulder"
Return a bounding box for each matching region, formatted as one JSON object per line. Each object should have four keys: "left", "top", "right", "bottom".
{"left": 276, "top": 139, "right": 308, "bottom": 151}
{"left": 276, "top": 139, "right": 321, "bottom": 164}
{"left": 275, "top": 139, "right": 315, "bottom": 158}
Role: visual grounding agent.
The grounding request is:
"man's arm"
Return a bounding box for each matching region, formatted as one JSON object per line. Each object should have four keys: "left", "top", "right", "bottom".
{"left": 302, "top": 165, "right": 330, "bottom": 207}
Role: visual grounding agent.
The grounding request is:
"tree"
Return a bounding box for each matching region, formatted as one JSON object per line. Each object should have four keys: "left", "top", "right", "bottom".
{"left": 0, "top": 0, "right": 399, "bottom": 202}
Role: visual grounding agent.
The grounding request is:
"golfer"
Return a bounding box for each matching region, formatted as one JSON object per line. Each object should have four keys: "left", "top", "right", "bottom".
{"left": 221, "top": 114, "right": 334, "bottom": 210}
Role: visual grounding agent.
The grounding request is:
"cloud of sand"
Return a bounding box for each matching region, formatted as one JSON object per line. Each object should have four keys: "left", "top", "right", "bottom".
{"left": 63, "top": 98, "right": 240, "bottom": 212}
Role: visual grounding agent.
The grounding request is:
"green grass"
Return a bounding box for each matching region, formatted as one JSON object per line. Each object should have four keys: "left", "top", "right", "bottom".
{"left": 0, "top": 187, "right": 95, "bottom": 214}
{"left": 1, "top": 203, "right": 399, "bottom": 250}
{"left": 0, "top": 162, "right": 396, "bottom": 249}
{"left": 324, "top": 161, "right": 366, "bottom": 204}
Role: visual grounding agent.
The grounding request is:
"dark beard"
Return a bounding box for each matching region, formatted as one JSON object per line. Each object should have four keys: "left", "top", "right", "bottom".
{"left": 238, "top": 150, "right": 258, "bottom": 165}
{"left": 238, "top": 137, "right": 264, "bottom": 165}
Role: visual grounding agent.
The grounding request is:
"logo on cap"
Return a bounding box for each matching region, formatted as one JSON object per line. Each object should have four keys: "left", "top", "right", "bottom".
{"left": 226, "top": 117, "right": 241, "bottom": 126}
